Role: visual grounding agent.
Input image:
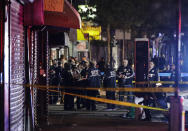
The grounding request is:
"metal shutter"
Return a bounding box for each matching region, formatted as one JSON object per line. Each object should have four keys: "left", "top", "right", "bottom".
{"left": 10, "top": 0, "right": 25, "bottom": 130}
{"left": 30, "top": 30, "right": 48, "bottom": 129}
{"left": 30, "top": 30, "right": 40, "bottom": 127}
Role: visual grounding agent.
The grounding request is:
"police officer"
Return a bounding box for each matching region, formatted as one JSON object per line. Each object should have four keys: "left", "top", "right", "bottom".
{"left": 143, "top": 61, "right": 158, "bottom": 121}
{"left": 49, "top": 60, "right": 62, "bottom": 104}
{"left": 103, "top": 64, "right": 116, "bottom": 110}
{"left": 86, "top": 60, "right": 101, "bottom": 111}
{"left": 117, "top": 59, "right": 134, "bottom": 102}
{"left": 117, "top": 59, "right": 134, "bottom": 117}
{"left": 49, "top": 60, "right": 57, "bottom": 104}
{"left": 62, "top": 63, "right": 74, "bottom": 110}
{"left": 148, "top": 61, "right": 158, "bottom": 83}
{"left": 80, "top": 62, "right": 89, "bottom": 108}
{"left": 160, "top": 65, "right": 171, "bottom": 87}
{"left": 71, "top": 64, "right": 81, "bottom": 110}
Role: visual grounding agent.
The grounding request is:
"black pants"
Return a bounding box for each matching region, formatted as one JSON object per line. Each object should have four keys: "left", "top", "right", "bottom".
{"left": 49, "top": 87, "right": 59, "bottom": 104}
{"left": 106, "top": 91, "right": 115, "bottom": 109}
{"left": 86, "top": 90, "right": 98, "bottom": 110}
{"left": 49, "top": 79, "right": 59, "bottom": 104}
{"left": 143, "top": 95, "right": 152, "bottom": 120}
{"left": 74, "top": 80, "right": 85, "bottom": 109}
{"left": 64, "top": 89, "right": 74, "bottom": 110}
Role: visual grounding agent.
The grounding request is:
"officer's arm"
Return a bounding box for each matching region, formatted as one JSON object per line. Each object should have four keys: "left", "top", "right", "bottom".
{"left": 116, "top": 68, "right": 121, "bottom": 78}
{"left": 126, "top": 68, "right": 134, "bottom": 79}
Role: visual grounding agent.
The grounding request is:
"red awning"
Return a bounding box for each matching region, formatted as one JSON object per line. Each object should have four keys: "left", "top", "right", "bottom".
{"left": 24, "top": 0, "right": 81, "bottom": 29}
{"left": 44, "top": 0, "right": 81, "bottom": 29}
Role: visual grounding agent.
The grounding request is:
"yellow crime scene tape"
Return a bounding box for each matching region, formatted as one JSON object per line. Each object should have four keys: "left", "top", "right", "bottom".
{"left": 133, "top": 81, "right": 188, "bottom": 84}
{"left": 27, "top": 84, "right": 168, "bottom": 112}
{"left": 10, "top": 83, "right": 176, "bottom": 92}
{"left": 48, "top": 88, "right": 168, "bottom": 112}
{"left": 1, "top": 82, "right": 176, "bottom": 92}
{"left": 1, "top": 82, "right": 181, "bottom": 111}
{"left": 87, "top": 87, "right": 175, "bottom": 92}
{"left": 133, "top": 81, "right": 175, "bottom": 84}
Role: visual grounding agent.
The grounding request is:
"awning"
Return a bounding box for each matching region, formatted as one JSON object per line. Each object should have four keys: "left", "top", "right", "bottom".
{"left": 24, "top": 0, "right": 81, "bottom": 29}
{"left": 44, "top": 0, "right": 81, "bottom": 29}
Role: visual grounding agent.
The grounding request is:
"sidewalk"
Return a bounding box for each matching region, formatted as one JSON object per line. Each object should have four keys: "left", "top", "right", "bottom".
{"left": 40, "top": 114, "right": 168, "bottom": 131}
{"left": 37, "top": 104, "right": 169, "bottom": 131}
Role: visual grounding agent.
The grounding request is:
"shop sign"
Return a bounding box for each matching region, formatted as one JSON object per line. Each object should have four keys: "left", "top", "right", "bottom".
{"left": 44, "top": 0, "right": 64, "bottom": 12}
{"left": 77, "top": 25, "right": 101, "bottom": 41}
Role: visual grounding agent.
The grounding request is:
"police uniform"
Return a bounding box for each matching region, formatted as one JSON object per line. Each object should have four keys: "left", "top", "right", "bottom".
{"left": 79, "top": 67, "right": 89, "bottom": 108}
{"left": 117, "top": 65, "right": 134, "bottom": 102}
{"left": 143, "top": 67, "right": 158, "bottom": 121}
{"left": 72, "top": 66, "right": 82, "bottom": 109}
{"left": 62, "top": 64, "right": 75, "bottom": 110}
{"left": 86, "top": 67, "right": 101, "bottom": 110}
{"left": 148, "top": 67, "right": 158, "bottom": 82}
{"left": 103, "top": 67, "right": 116, "bottom": 109}
{"left": 49, "top": 64, "right": 62, "bottom": 104}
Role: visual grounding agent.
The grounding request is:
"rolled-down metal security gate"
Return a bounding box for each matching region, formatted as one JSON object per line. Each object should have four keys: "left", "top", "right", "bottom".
{"left": 9, "top": 0, "right": 25, "bottom": 130}
{"left": 29, "top": 29, "right": 48, "bottom": 129}
{"left": 0, "top": 2, "right": 4, "bottom": 130}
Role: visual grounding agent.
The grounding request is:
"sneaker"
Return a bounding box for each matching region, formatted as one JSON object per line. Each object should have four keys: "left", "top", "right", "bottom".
{"left": 121, "top": 113, "right": 127, "bottom": 118}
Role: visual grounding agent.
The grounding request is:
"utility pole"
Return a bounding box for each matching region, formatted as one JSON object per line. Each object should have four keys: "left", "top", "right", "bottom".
{"left": 170, "top": 0, "right": 184, "bottom": 131}
{"left": 175, "top": 0, "right": 181, "bottom": 97}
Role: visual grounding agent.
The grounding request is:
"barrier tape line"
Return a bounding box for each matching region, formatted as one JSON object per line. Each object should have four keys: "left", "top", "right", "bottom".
{"left": 0, "top": 83, "right": 169, "bottom": 111}
{"left": 88, "top": 87, "right": 175, "bottom": 92}
{"left": 2, "top": 81, "right": 188, "bottom": 85}
{"left": 133, "top": 81, "right": 175, "bottom": 84}
{"left": 42, "top": 87, "right": 168, "bottom": 112}
{"left": 0, "top": 83, "right": 176, "bottom": 92}
{"left": 26, "top": 84, "right": 176, "bottom": 92}
{"left": 134, "top": 81, "right": 188, "bottom": 84}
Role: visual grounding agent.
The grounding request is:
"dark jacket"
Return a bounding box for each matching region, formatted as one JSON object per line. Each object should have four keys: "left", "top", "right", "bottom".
{"left": 148, "top": 67, "right": 158, "bottom": 81}
{"left": 103, "top": 67, "right": 116, "bottom": 88}
{"left": 117, "top": 66, "right": 134, "bottom": 86}
{"left": 87, "top": 67, "right": 101, "bottom": 88}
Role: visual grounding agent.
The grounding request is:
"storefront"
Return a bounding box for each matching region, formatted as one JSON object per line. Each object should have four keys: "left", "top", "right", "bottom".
{"left": 1, "top": 0, "right": 81, "bottom": 130}
{"left": 3, "top": 0, "right": 33, "bottom": 130}
{"left": 24, "top": 0, "right": 81, "bottom": 129}
{"left": 49, "top": 31, "right": 70, "bottom": 62}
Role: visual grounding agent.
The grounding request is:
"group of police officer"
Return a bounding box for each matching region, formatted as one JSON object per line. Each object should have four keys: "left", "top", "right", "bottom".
{"left": 49, "top": 58, "right": 135, "bottom": 110}
{"left": 49, "top": 57, "right": 171, "bottom": 120}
